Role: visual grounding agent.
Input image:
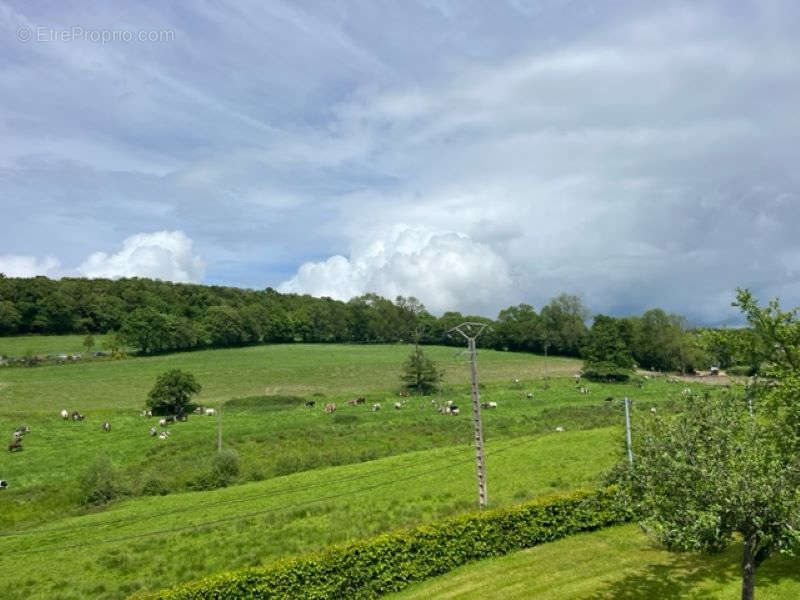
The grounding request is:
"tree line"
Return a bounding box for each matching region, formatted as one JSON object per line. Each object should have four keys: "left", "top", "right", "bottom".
{"left": 0, "top": 274, "right": 754, "bottom": 372}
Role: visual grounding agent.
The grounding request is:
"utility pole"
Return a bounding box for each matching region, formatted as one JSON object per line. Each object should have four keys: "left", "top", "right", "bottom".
{"left": 217, "top": 404, "right": 223, "bottom": 453}
{"left": 624, "top": 397, "right": 634, "bottom": 466}
{"left": 450, "top": 322, "right": 489, "bottom": 508}
{"left": 543, "top": 340, "right": 550, "bottom": 388}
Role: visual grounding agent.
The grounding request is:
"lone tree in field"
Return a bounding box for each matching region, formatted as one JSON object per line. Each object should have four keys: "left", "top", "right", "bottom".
{"left": 147, "top": 369, "right": 201, "bottom": 416}
{"left": 401, "top": 346, "right": 443, "bottom": 395}
{"left": 620, "top": 289, "right": 800, "bottom": 600}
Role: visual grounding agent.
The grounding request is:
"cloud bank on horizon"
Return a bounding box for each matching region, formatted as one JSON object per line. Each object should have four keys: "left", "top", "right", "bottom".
{"left": 1, "top": 1, "right": 799, "bottom": 323}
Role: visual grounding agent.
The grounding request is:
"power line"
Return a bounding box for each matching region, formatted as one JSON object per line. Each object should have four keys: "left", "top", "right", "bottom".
{"left": 0, "top": 441, "right": 476, "bottom": 539}
{"left": 0, "top": 433, "right": 543, "bottom": 556}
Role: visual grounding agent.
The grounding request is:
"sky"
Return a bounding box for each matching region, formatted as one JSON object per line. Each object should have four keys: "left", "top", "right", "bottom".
{"left": 1, "top": 1, "right": 799, "bottom": 324}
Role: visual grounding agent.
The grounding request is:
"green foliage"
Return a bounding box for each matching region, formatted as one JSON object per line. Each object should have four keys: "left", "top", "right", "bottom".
{"left": 82, "top": 333, "right": 95, "bottom": 353}
{"left": 147, "top": 369, "right": 202, "bottom": 416}
{"left": 77, "top": 456, "right": 127, "bottom": 505}
{"left": 539, "top": 294, "right": 590, "bottom": 357}
{"left": 0, "top": 299, "right": 22, "bottom": 334}
{"left": 401, "top": 346, "right": 443, "bottom": 394}
{"left": 213, "top": 448, "right": 241, "bottom": 482}
{"left": 203, "top": 305, "right": 247, "bottom": 347}
{"left": 619, "top": 392, "right": 800, "bottom": 599}
{"left": 726, "top": 364, "right": 758, "bottom": 377}
{"left": 580, "top": 361, "right": 632, "bottom": 383}
{"left": 147, "top": 489, "right": 629, "bottom": 600}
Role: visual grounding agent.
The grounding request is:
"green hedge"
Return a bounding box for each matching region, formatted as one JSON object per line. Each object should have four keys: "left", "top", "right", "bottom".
{"left": 143, "top": 489, "right": 629, "bottom": 600}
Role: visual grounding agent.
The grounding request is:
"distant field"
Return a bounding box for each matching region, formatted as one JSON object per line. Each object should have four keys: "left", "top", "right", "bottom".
{"left": 0, "top": 333, "right": 110, "bottom": 357}
{"left": 0, "top": 342, "right": 581, "bottom": 413}
{"left": 391, "top": 524, "right": 800, "bottom": 599}
{"left": 0, "top": 429, "right": 617, "bottom": 600}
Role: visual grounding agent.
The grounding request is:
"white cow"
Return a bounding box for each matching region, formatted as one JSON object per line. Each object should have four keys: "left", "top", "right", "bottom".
{"left": 204, "top": 408, "right": 216, "bottom": 416}
{"left": 60, "top": 409, "right": 69, "bottom": 420}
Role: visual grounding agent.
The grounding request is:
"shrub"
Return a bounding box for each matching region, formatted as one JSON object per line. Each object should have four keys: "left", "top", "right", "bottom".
{"left": 581, "top": 361, "right": 632, "bottom": 382}
{"left": 726, "top": 364, "right": 758, "bottom": 377}
{"left": 190, "top": 449, "right": 241, "bottom": 490}
{"left": 78, "top": 456, "right": 127, "bottom": 505}
{"left": 145, "top": 489, "right": 629, "bottom": 600}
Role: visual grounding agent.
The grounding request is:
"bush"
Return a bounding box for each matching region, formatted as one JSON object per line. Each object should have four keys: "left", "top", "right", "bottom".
{"left": 726, "top": 364, "right": 758, "bottom": 377}
{"left": 581, "top": 361, "right": 632, "bottom": 382}
{"left": 189, "top": 449, "right": 241, "bottom": 490}
{"left": 213, "top": 448, "right": 241, "bottom": 481}
{"left": 78, "top": 456, "right": 127, "bottom": 505}
{"left": 145, "top": 489, "right": 629, "bottom": 599}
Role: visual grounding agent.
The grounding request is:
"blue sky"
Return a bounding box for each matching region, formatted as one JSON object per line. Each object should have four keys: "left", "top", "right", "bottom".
{"left": 1, "top": 1, "right": 799, "bottom": 323}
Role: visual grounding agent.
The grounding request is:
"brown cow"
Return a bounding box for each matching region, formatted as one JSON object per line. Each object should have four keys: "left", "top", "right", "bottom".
{"left": 324, "top": 403, "right": 336, "bottom": 413}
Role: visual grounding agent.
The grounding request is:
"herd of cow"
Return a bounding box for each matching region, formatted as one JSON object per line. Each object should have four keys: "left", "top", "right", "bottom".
{"left": 307, "top": 396, "right": 508, "bottom": 417}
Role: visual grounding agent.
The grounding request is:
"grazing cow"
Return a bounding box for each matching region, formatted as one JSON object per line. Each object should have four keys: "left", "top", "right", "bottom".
{"left": 102, "top": 421, "right": 111, "bottom": 432}
{"left": 193, "top": 406, "right": 203, "bottom": 414}
{"left": 579, "top": 387, "right": 589, "bottom": 395}
{"left": 12, "top": 426, "right": 30, "bottom": 440}
{"left": 0, "top": 480, "right": 7, "bottom": 490}
{"left": 148, "top": 426, "right": 158, "bottom": 436}
{"left": 372, "top": 403, "right": 381, "bottom": 411}
{"left": 487, "top": 401, "right": 498, "bottom": 409}
{"left": 555, "top": 426, "right": 565, "bottom": 432}
{"left": 356, "top": 397, "right": 366, "bottom": 405}
{"left": 304, "top": 400, "right": 316, "bottom": 408}
{"left": 347, "top": 398, "right": 358, "bottom": 406}
{"left": 526, "top": 392, "right": 534, "bottom": 399}
{"left": 158, "top": 431, "right": 169, "bottom": 440}
{"left": 324, "top": 403, "right": 336, "bottom": 414}
{"left": 60, "top": 409, "right": 69, "bottom": 420}
{"left": 604, "top": 396, "right": 614, "bottom": 403}
{"left": 450, "top": 406, "right": 460, "bottom": 415}
{"left": 650, "top": 407, "right": 657, "bottom": 413}
{"left": 71, "top": 411, "right": 85, "bottom": 421}
{"left": 394, "top": 402, "right": 402, "bottom": 409}
{"left": 8, "top": 438, "right": 23, "bottom": 452}
{"left": 204, "top": 408, "right": 216, "bottom": 416}
{"left": 158, "top": 418, "right": 167, "bottom": 427}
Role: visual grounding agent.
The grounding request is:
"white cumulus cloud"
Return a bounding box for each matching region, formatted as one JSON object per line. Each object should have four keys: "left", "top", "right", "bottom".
{"left": 279, "top": 226, "right": 513, "bottom": 315}
{"left": 77, "top": 231, "right": 205, "bottom": 282}
{"left": 0, "top": 255, "right": 61, "bottom": 277}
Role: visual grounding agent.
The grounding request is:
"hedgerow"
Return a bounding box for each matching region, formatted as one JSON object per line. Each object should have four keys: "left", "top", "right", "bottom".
{"left": 142, "top": 488, "right": 630, "bottom": 599}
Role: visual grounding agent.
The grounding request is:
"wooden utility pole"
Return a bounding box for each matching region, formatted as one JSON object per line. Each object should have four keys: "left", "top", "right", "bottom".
{"left": 450, "top": 322, "right": 489, "bottom": 508}
{"left": 624, "top": 397, "right": 633, "bottom": 466}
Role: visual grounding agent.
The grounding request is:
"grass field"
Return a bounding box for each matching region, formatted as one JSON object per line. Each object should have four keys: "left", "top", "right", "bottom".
{"left": 0, "top": 429, "right": 617, "bottom": 599}
{"left": 390, "top": 524, "right": 800, "bottom": 600}
{"left": 0, "top": 333, "right": 110, "bottom": 357}
{"left": 0, "top": 341, "right": 581, "bottom": 412}
{"left": 0, "top": 338, "right": 750, "bottom": 599}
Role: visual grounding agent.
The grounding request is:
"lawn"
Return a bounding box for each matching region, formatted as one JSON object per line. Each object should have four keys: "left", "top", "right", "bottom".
{"left": 390, "top": 524, "right": 800, "bottom": 599}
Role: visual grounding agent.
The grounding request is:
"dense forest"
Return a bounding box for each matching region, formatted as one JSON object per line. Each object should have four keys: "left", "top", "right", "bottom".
{"left": 0, "top": 274, "right": 758, "bottom": 373}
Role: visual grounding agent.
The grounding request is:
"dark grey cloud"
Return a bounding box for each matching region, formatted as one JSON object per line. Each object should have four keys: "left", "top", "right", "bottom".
{"left": 1, "top": 1, "right": 799, "bottom": 321}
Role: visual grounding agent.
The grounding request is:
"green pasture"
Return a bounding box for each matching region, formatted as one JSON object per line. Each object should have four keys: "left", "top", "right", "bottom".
{"left": 391, "top": 524, "right": 800, "bottom": 600}
{"left": 0, "top": 333, "right": 110, "bottom": 357}
{"left": 1, "top": 429, "right": 617, "bottom": 600}
{"left": 0, "top": 341, "right": 581, "bottom": 412}
{"left": 0, "top": 338, "right": 735, "bottom": 599}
